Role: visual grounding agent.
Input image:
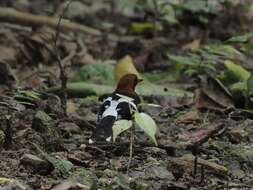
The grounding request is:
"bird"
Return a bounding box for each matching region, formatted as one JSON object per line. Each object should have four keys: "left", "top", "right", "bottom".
{"left": 89, "top": 74, "right": 143, "bottom": 144}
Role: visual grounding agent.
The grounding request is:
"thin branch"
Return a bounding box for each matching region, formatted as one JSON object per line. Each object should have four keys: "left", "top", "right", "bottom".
{"left": 0, "top": 7, "right": 101, "bottom": 36}
{"left": 54, "top": 0, "right": 73, "bottom": 49}
{"left": 3, "top": 115, "right": 12, "bottom": 150}
{"left": 53, "top": 0, "right": 73, "bottom": 116}
{"left": 127, "top": 125, "right": 134, "bottom": 176}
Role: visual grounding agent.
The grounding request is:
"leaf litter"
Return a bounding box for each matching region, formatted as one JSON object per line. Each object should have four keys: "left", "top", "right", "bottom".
{"left": 0, "top": 0, "right": 253, "bottom": 190}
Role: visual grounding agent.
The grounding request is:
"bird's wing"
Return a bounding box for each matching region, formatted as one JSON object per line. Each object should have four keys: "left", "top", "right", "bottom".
{"left": 90, "top": 94, "right": 139, "bottom": 144}
{"left": 97, "top": 96, "right": 112, "bottom": 122}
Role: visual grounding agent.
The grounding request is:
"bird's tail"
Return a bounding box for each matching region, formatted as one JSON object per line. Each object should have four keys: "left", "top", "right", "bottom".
{"left": 89, "top": 116, "right": 116, "bottom": 144}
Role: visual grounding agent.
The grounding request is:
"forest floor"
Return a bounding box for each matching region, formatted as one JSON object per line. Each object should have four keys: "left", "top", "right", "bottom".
{"left": 0, "top": 0, "right": 253, "bottom": 190}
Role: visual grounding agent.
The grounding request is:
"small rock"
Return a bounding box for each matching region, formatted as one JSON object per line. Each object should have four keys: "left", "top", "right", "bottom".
{"left": 131, "top": 165, "right": 174, "bottom": 181}
{"left": 232, "top": 168, "right": 245, "bottom": 179}
{"left": 228, "top": 127, "right": 248, "bottom": 143}
{"left": 145, "top": 165, "right": 174, "bottom": 180}
{"left": 176, "top": 110, "right": 200, "bottom": 124}
{"left": 32, "top": 111, "right": 62, "bottom": 151}
{"left": 79, "top": 144, "right": 87, "bottom": 150}
{"left": 58, "top": 122, "right": 82, "bottom": 135}
{"left": 77, "top": 53, "right": 96, "bottom": 66}
{"left": 67, "top": 154, "right": 88, "bottom": 167}
{"left": 13, "top": 0, "right": 30, "bottom": 12}
{"left": 143, "top": 147, "right": 167, "bottom": 158}
{"left": 160, "top": 182, "right": 188, "bottom": 190}
{"left": 52, "top": 180, "right": 90, "bottom": 190}
{"left": 63, "top": 143, "right": 78, "bottom": 151}
{"left": 65, "top": 1, "right": 90, "bottom": 19}
{"left": 32, "top": 111, "right": 54, "bottom": 133}
{"left": 45, "top": 96, "right": 63, "bottom": 116}
{"left": 1, "top": 180, "right": 32, "bottom": 190}
{"left": 20, "top": 153, "right": 53, "bottom": 175}
{"left": 140, "top": 104, "right": 163, "bottom": 117}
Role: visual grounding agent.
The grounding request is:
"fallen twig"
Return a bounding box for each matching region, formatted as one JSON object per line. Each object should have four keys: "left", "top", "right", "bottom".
{"left": 185, "top": 121, "right": 227, "bottom": 150}
{"left": 169, "top": 154, "right": 228, "bottom": 175}
{"left": 127, "top": 126, "right": 134, "bottom": 175}
{"left": 0, "top": 7, "right": 101, "bottom": 36}
{"left": 0, "top": 8, "right": 177, "bottom": 45}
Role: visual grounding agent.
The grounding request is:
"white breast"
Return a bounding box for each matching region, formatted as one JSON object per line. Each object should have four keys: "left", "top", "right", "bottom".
{"left": 101, "top": 94, "right": 137, "bottom": 119}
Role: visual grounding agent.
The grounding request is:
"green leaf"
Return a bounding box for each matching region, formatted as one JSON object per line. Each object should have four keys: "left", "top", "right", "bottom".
{"left": 168, "top": 54, "right": 201, "bottom": 66}
{"left": 114, "top": 0, "right": 138, "bottom": 16}
{"left": 136, "top": 83, "right": 193, "bottom": 98}
{"left": 204, "top": 44, "right": 244, "bottom": 60}
{"left": 44, "top": 154, "right": 73, "bottom": 176}
{"left": 112, "top": 120, "right": 133, "bottom": 142}
{"left": 178, "top": 0, "right": 210, "bottom": 13}
{"left": 49, "top": 82, "right": 193, "bottom": 98}
{"left": 134, "top": 112, "right": 158, "bottom": 146}
{"left": 16, "top": 89, "right": 41, "bottom": 101}
{"left": 113, "top": 173, "right": 131, "bottom": 190}
{"left": 247, "top": 74, "right": 253, "bottom": 96}
{"left": 230, "top": 81, "right": 247, "bottom": 92}
{"left": 228, "top": 32, "right": 253, "bottom": 43}
{"left": 129, "top": 22, "right": 161, "bottom": 34}
{"left": 0, "top": 177, "right": 13, "bottom": 185}
{"left": 74, "top": 61, "right": 115, "bottom": 85}
{"left": 224, "top": 60, "right": 251, "bottom": 82}
{"left": 160, "top": 3, "right": 178, "bottom": 24}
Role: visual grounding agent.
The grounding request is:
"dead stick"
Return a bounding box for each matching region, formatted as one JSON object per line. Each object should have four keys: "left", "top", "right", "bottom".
{"left": 0, "top": 8, "right": 177, "bottom": 45}
{"left": 127, "top": 126, "right": 134, "bottom": 176}
{"left": 193, "top": 155, "right": 198, "bottom": 178}
{"left": 0, "top": 7, "right": 101, "bottom": 36}
{"left": 3, "top": 115, "right": 12, "bottom": 149}
{"left": 53, "top": 0, "right": 73, "bottom": 116}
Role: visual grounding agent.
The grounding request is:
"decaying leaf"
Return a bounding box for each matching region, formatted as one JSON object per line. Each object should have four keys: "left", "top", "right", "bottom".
{"left": 178, "top": 121, "right": 226, "bottom": 147}
{"left": 195, "top": 77, "right": 234, "bottom": 111}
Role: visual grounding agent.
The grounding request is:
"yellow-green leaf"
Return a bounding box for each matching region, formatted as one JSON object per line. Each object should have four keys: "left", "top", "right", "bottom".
{"left": 114, "top": 55, "right": 142, "bottom": 82}
{"left": 0, "top": 177, "right": 13, "bottom": 185}
{"left": 224, "top": 60, "right": 251, "bottom": 82}
{"left": 129, "top": 22, "right": 161, "bottom": 34}
{"left": 134, "top": 112, "right": 158, "bottom": 146}
{"left": 113, "top": 120, "right": 133, "bottom": 142}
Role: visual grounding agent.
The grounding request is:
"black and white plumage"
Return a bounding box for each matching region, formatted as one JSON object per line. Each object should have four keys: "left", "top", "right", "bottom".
{"left": 89, "top": 74, "right": 142, "bottom": 144}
